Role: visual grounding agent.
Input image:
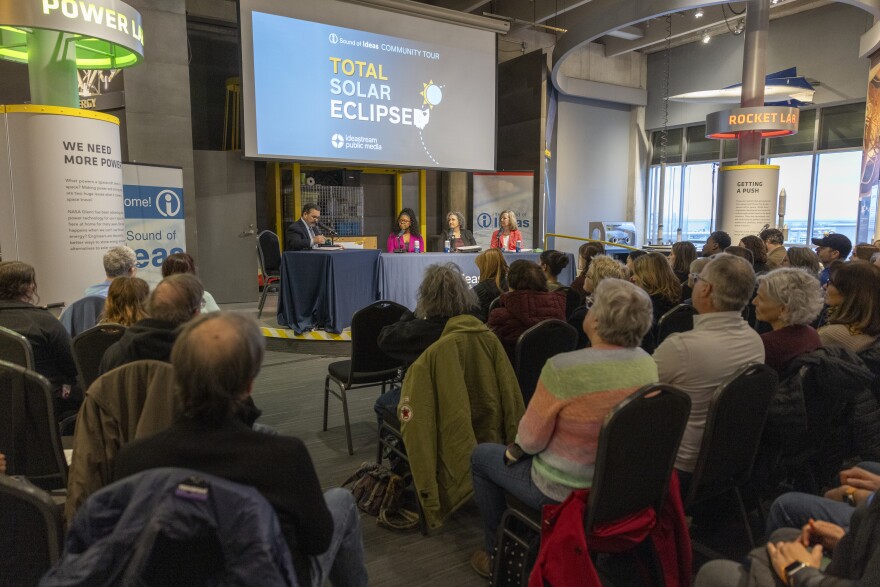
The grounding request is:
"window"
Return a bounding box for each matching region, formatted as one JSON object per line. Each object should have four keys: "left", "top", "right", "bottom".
{"left": 819, "top": 103, "right": 866, "bottom": 150}
{"left": 767, "top": 109, "right": 816, "bottom": 156}
{"left": 681, "top": 163, "right": 717, "bottom": 241}
{"left": 646, "top": 165, "right": 683, "bottom": 242}
{"left": 685, "top": 125, "right": 719, "bottom": 162}
{"left": 650, "top": 128, "right": 683, "bottom": 165}
{"left": 812, "top": 150, "right": 862, "bottom": 243}
{"left": 767, "top": 155, "right": 814, "bottom": 244}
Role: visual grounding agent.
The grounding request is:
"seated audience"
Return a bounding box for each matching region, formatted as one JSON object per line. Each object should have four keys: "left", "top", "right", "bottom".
{"left": 740, "top": 235, "right": 771, "bottom": 274}
{"left": 0, "top": 261, "right": 79, "bottom": 415}
{"left": 84, "top": 246, "right": 138, "bottom": 297}
{"left": 725, "top": 245, "right": 754, "bottom": 266}
{"left": 682, "top": 257, "right": 710, "bottom": 303}
{"left": 653, "top": 253, "right": 764, "bottom": 490}
{"left": 570, "top": 242, "right": 605, "bottom": 300}
{"left": 625, "top": 248, "right": 647, "bottom": 271}
{"left": 568, "top": 255, "right": 628, "bottom": 348}
{"left": 753, "top": 268, "right": 824, "bottom": 374}
{"left": 631, "top": 252, "right": 682, "bottom": 352}
{"left": 487, "top": 260, "right": 566, "bottom": 363}
{"left": 852, "top": 243, "right": 879, "bottom": 262}
{"left": 539, "top": 250, "right": 569, "bottom": 291}
{"left": 813, "top": 233, "right": 852, "bottom": 286}
{"left": 760, "top": 228, "right": 787, "bottom": 269}
{"left": 782, "top": 246, "right": 821, "bottom": 276}
{"left": 668, "top": 241, "right": 697, "bottom": 284}
{"left": 701, "top": 230, "right": 731, "bottom": 257}
{"left": 470, "top": 279, "right": 658, "bottom": 578}
{"left": 161, "top": 252, "right": 220, "bottom": 312}
{"left": 114, "top": 312, "right": 367, "bottom": 587}
{"left": 100, "top": 276, "right": 149, "bottom": 326}
{"left": 473, "top": 249, "right": 508, "bottom": 321}
{"left": 100, "top": 273, "right": 204, "bottom": 374}
{"left": 818, "top": 261, "right": 880, "bottom": 353}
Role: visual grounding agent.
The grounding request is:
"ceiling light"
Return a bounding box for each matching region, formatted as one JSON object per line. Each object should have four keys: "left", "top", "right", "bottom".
{"left": 702, "top": 30, "right": 711, "bottom": 44}
{"left": 695, "top": 8, "right": 704, "bottom": 18}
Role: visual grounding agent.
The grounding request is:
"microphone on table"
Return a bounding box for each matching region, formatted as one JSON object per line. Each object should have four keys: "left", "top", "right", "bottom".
{"left": 448, "top": 229, "right": 456, "bottom": 252}
{"left": 317, "top": 222, "right": 338, "bottom": 236}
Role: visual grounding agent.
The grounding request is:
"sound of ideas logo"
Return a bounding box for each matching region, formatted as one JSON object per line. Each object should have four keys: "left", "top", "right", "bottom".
{"left": 328, "top": 33, "right": 339, "bottom": 44}
{"left": 156, "top": 190, "right": 182, "bottom": 218}
{"left": 477, "top": 213, "right": 492, "bottom": 229}
{"left": 331, "top": 134, "right": 345, "bottom": 149}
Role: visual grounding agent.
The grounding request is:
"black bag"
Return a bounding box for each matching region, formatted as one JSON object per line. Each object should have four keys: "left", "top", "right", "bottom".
{"left": 342, "top": 462, "right": 419, "bottom": 530}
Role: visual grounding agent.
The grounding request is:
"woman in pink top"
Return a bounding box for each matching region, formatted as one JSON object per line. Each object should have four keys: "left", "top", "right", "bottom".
{"left": 386, "top": 207, "right": 424, "bottom": 253}
{"left": 490, "top": 210, "right": 524, "bottom": 251}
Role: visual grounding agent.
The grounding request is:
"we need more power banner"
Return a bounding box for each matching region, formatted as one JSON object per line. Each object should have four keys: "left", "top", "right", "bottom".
{"left": 248, "top": 10, "right": 495, "bottom": 170}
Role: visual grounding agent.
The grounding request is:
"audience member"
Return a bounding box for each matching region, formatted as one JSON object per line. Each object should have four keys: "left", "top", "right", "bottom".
{"left": 740, "top": 235, "right": 771, "bottom": 274}
{"left": 818, "top": 261, "right": 880, "bottom": 352}
{"left": 725, "top": 245, "right": 754, "bottom": 266}
{"left": 387, "top": 207, "right": 424, "bottom": 253}
{"left": 470, "top": 279, "right": 658, "bottom": 578}
{"left": 568, "top": 255, "right": 628, "bottom": 348}
{"left": 701, "top": 230, "right": 731, "bottom": 257}
{"left": 114, "top": 312, "right": 368, "bottom": 587}
{"left": 812, "top": 233, "right": 852, "bottom": 286}
{"left": 0, "top": 261, "right": 79, "bottom": 415}
{"left": 100, "top": 276, "right": 149, "bottom": 326}
{"left": 753, "top": 269, "right": 824, "bottom": 374}
{"left": 473, "top": 249, "right": 509, "bottom": 321}
{"left": 84, "top": 246, "right": 138, "bottom": 297}
{"left": 539, "top": 250, "right": 570, "bottom": 291}
{"left": 570, "top": 242, "right": 605, "bottom": 299}
{"left": 0, "top": 451, "right": 5, "bottom": 474}
{"left": 668, "top": 241, "right": 697, "bottom": 284}
{"left": 782, "top": 246, "right": 821, "bottom": 276}
{"left": 625, "top": 248, "right": 647, "bottom": 271}
{"left": 682, "top": 257, "right": 710, "bottom": 303}
{"left": 161, "top": 252, "right": 219, "bottom": 312}
{"left": 631, "top": 252, "right": 682, "bottom": 353}
{"left": 490, "top": 210, "right": 523, "bottom": 251}
{"left": 488, "top": 260, "right": 566, "bottom": 363}
{"left": 760, "top": 228, "right": 786, "bottom": 270}
{"left": 653, "top": 254, "right": 764, "bottom": 490}
{"left": 100, "top": 273, "right": 204, "bottom": 374}
{"left": 852, "top": 243, "right": 879, "bottom": 262}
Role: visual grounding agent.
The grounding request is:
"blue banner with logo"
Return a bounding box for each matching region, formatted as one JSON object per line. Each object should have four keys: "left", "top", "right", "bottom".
{"left": 122, "top": 164, "right": 186, "bottom": 288}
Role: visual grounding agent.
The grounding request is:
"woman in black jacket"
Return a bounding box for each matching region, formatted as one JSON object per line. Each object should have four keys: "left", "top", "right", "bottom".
{"left": 444, "top": 211, "right": 477, "bottom": 251}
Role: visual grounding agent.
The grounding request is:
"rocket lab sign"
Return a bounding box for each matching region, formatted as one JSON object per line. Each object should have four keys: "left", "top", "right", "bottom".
{"left": 706, "top": 106, "right": 799, "bottom": 139}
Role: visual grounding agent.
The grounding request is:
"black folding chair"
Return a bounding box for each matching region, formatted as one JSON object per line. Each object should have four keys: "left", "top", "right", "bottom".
{"left": 0, "top": 474, "right": 64, "bottom": 586}
{"left": 684, "top": 363, "right": 778, "bottom": 548}
{"left": 72, "top": 323, "right": 127, "bottom": 391}
{"left": 0, "top": 325, "right": 34, "bottom": 369}
{"left": 514, "top": 319, "right": 578, "bottom": 406}
{"left": 324, "top": 300, "right": 408, "bottom": 455}
{"left": 554, "top": 286, "right": 583, "bottom": 320}
{"left": 0, "top": 360, "right": 68, "bottom": 490}
{"left": 656, "top": 303, "right": 697, "bottom": 346}
{"left": 488, "top": 296, "right": 501, "bottom": 315}
{"left": 256, "top": 230, "right": 282, "bottom": 318}
{"left": 493, "top": 384, "right": 692, "bottom": 587}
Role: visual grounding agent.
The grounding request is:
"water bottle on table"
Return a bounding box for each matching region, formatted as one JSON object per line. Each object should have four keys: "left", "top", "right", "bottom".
{"left": 515, "top": 240, "right": 522, "bottom": 253}
{"left": 444, "top": 240, "right": 450, "bottom": 253}
{"left": 414, "top": 240, "right": 420, "bottom": 254}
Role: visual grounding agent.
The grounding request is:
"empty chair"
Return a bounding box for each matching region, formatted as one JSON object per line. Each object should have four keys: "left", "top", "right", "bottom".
{"left": 0, "top": 474, "right": 64, "bottom": 586}
{"left": 324, "top": 300, "right": 408, "bottom": 455}
{"left": 59, "top": 295, "right": 106, "bottom": 337}
{"left": 684, "top": 363, "right": 778, "bottom": 547}
{"left": 554, "top": 286, "right": 583, "bottom": 320}
{"left": 72, "top": 323, "right": 127, "bottom": 392}
{"left": 0, "top": 360, "right": 68, "bottom": 490}
{"left": 656, "top": 303, "right": 697, "bottom": 345}
{"left": 257, "top": 230, "right": 282, "bottom": 318}
{"left": 514, "top": 319, "right": 579, "bottom": 406}
{"left": 0, "top": 324, "right": 34, "bottom": 369}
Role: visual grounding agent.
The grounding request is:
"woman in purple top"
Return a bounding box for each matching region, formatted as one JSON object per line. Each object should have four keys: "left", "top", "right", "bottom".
{"left": 752, "top": 268, "right": 824, "bottom": 374}
{"left": 386, "top": 207, "right": 425, "bottom": 253}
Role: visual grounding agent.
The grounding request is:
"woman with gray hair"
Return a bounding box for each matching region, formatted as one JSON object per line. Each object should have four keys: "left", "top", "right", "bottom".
{"left": 469, "top": 278, "right": 658, "bottom": 577}
{"left": 445, "top": 211, "right": 477, "bottom": 251}
{"left": 753, "top": 268, "right": 824, "bottom": 374}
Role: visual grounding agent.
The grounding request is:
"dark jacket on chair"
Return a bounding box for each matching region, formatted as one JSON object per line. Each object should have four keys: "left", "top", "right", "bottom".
{"left": 0, "top": 300, "right": 77, "bottom": 392}
{"left": 487, "top": 290, "right": 567, "bottom": 363}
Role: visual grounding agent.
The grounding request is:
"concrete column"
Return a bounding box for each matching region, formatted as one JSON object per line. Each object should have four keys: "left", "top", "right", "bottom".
{"left": 445, "top": 171, "right": 468, "bottom": 216}
{"left": 738, "top": 0, "right": 770, "bottom": 165}
{"left": 27, "top": 29, "right": 78, "bottom": 107}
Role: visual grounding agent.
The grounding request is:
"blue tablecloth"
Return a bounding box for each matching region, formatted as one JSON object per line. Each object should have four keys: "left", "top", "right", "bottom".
{"left": 377, "top": 251, "right": 575, "bottom": 310}
{"left": 277, "top": 249, "right": 380, "bottom": 334}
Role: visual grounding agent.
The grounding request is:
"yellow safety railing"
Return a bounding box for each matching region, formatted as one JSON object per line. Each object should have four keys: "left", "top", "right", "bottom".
{"left": 543, "top": 232, "right": 640, "bottom": 252}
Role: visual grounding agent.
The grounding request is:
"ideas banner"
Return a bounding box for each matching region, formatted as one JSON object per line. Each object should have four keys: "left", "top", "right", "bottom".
{"left": 473, "top": 172, "right": 534, "bottom": 249}
{"left": 122, "top": 163, "right": 186, "bottom": 289}
{"left": 0, "top": 105, "right": 124, "bottom": 306}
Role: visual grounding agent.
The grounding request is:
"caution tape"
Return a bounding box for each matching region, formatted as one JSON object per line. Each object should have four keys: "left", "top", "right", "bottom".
{"left": 260, "top": 327, "right": 351, "bottom": 341}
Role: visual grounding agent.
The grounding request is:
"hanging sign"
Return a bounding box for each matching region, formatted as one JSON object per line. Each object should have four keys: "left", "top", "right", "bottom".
{"left": 716, "top": 164, "right": 780, "bottom": 245}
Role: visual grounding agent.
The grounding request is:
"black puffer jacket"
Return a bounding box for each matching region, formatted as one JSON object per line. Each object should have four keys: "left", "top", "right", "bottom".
{"left": 763, "top": 346, "right": 880, "bottom": 488}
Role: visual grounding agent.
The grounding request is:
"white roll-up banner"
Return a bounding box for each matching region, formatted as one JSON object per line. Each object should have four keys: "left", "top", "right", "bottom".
{"left": 0, "top": 105, "right": 124, "bottom": 306}
{"left": 716, "top": 165, "right": 780, "bottom": 245}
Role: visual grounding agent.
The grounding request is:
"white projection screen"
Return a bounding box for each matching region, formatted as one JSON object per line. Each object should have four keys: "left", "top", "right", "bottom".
{"left": 239, "top": 0, "right": 497, "bottom": 171}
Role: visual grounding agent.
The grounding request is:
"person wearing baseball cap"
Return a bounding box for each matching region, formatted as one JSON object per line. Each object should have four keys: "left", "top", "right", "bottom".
{"left": 812, "top": 233, "right": 852, "bottom": 286}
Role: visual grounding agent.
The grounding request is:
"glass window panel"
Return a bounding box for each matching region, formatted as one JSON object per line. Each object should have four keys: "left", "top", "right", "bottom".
{"left": 685, "top": 125, "right": 719, "bottom": 162}
{"left": 646, "top": 164, "right": 683, "bottom": 244}
{"left": 681, "top": 163, "right": 717, "bottom": 243}
{"left": 767, "top": 108, "right": 816, "bottom": 155}
{"left": 819, "top": 103, "right": 866, "bottom": 151}
{"left": 812, "top": 150, "right": 863, "bottom": 243}
{"left": 768, "top": 154, "right": 814, "bottom": 245}
{"left": 650, "top": 127, "right": 683, "bottom": 165}
{"left": 722, "top": 139, "right": 738, "bottom": 160}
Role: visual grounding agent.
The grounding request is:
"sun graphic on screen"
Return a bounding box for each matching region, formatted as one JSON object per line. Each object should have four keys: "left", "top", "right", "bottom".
{"left": 420, "top": 81, "right": 443, "bottom": 109}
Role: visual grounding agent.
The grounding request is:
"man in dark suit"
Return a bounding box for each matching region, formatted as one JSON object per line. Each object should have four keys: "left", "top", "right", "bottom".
{"left": 286, "top": 203, "right": 325, "bottom": 250}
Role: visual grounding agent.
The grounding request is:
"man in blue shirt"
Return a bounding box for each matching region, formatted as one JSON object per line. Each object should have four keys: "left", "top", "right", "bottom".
{"left": 84, "top": 246, "right": 138, "bottom": 297}
{"left": 812, "top": 233, "right": 852, "bottom": 286}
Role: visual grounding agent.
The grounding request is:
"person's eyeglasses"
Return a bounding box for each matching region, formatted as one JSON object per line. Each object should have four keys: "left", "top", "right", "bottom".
{"left": 399, "top": 219, "right": 411, "bottom": 224}
{"left": 200, "top": 298, "right": 207, "bottom": 310}
{"left": 691, "top": 273, "right": 710, "bottom": 285}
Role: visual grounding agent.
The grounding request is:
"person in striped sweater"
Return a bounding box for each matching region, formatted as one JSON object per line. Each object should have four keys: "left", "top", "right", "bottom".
{"left": 469, "top": 278, "right": 659, "bottom": 578}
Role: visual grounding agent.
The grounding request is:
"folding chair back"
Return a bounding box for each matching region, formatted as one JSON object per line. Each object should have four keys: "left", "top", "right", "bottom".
{"left": 514, "top": 319, "right": 578, "bottom": 406}
{"left": 656, "top": 303, "right": 697, "bottom": 346}
{"left": 0, "top": 325, "right": 34, "bottom": 369}
{"left": 72, "top": 323, "right": 127, "bottom": 391}
{"left": 348, "top": 300, "right": 410, "bottom": 380}
{"left": 0, "top": 475, "right": 64, "bottom": 585}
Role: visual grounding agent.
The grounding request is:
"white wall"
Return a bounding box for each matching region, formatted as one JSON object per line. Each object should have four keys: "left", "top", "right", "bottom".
{"left": 553, "top": 95, "right": 633, "bottom": 255}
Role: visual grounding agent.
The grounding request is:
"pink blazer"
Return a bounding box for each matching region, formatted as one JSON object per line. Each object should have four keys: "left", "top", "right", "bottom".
{"left": 491, "top": 229, "right": 524, "bottom": 251}
{"left": 386, "top": 233, "right": 425, "bottom": 253}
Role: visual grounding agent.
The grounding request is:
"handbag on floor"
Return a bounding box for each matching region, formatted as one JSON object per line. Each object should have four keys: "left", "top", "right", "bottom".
{"left": 342, "top": 462, "right": 419, "bottom": 530}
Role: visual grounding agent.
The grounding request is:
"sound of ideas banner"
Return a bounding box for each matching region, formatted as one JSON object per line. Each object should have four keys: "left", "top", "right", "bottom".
{"left": 473, "top": 172, "right": 534, "bottom": 249}
{"left": 122, "top": 164, "right": 186, "bottom": 288}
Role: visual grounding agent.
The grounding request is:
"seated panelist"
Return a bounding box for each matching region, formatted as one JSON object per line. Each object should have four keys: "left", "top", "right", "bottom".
{"left": 286, "top": 203, "right": 325, "bottom": 251}
{"left": 386, "top": 207, "right": 424, "bottom": 253}
{"left": 444, "top": 211, "right": 477, "bottom": 251}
